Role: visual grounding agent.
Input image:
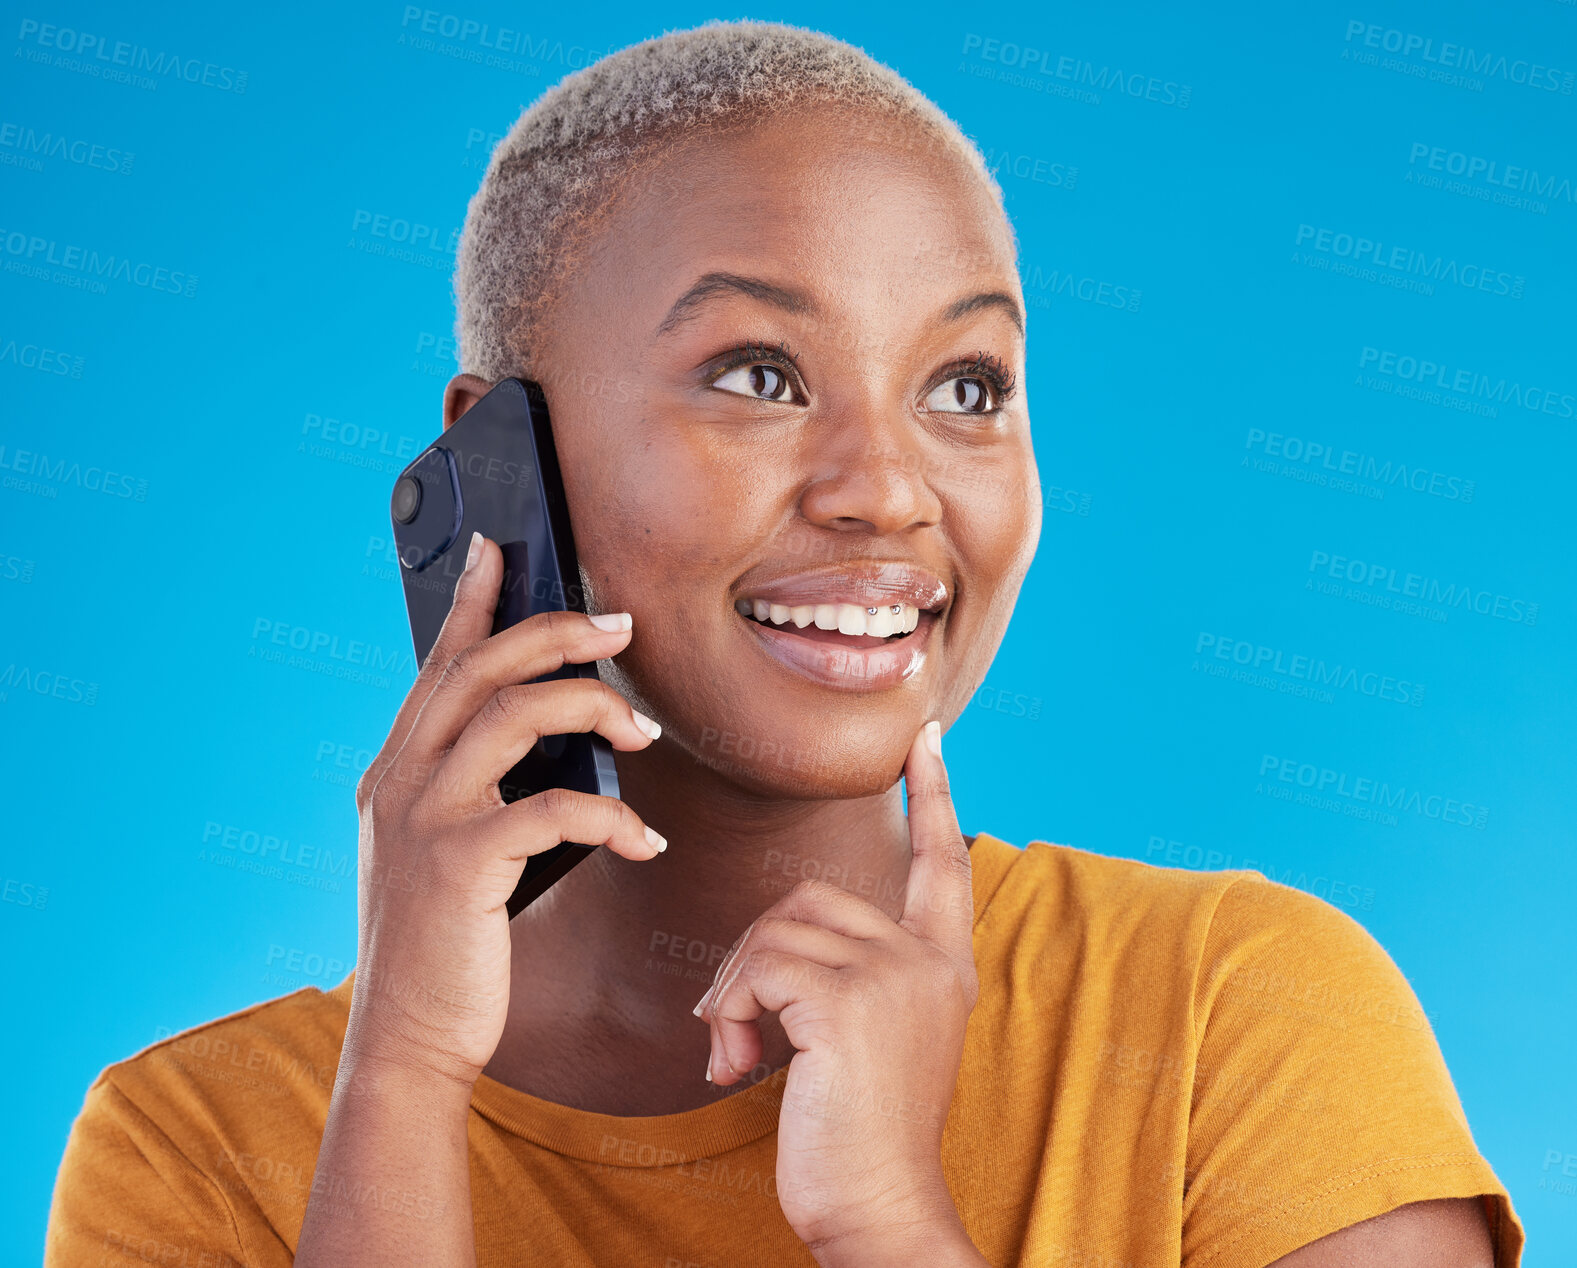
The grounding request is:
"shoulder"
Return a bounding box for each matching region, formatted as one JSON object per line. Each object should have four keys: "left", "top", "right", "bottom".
{"left": 971, "top": 832, "right": 1388, "bottom": 968}
{"left": 970, "top": 831, "right": 1257, "bottom": 956}
{"left": 49, "top": 983, "right": 350, "bottom": 1265}
{"left": 966, "top": 832, "right": 1434, "bottom": 1056}
{"left": 76, "top": 977, "right": 352, "bottom": 1166}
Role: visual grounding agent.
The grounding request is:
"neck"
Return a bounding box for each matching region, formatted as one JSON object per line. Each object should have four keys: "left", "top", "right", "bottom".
{"left": 483, "top": 739, "right": 914, "bottom": 1112}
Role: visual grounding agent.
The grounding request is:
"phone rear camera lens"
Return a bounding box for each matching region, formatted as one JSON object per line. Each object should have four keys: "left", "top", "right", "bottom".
{"left": 392, "top": 475, "right": 423, "bottom": 524}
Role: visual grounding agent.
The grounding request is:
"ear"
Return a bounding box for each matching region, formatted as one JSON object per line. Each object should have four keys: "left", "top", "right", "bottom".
{"left": 442, "top": 374, "right": 495, "bottom": 431}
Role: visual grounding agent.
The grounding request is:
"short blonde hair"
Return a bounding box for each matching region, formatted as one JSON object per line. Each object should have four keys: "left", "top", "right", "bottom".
{"left": 454, "top": 19, "right": 1008, "bottom": 380}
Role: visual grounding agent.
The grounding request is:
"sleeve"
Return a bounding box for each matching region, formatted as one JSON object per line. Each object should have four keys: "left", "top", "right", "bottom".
{"left": 46, "top": 1074, "right": 251, "bottom": 1268}
{"left": 1179, "top": 876, "right": 1524, "bottom": 1268}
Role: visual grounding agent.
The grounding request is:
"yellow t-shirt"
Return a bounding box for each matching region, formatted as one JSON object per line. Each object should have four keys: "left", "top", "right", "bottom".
{"left": 47, "top": 834, "right": 1523, "bottom": 1267}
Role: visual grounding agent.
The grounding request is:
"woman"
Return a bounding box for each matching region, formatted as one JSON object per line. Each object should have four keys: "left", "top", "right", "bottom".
{"left": 49, "top": 21, "right": 1521, "bottom": 1267}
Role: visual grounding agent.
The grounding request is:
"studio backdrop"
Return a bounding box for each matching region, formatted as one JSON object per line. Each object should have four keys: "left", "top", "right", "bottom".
{"left": 2, "top": 1, "right": 1573, "bottom": 1263}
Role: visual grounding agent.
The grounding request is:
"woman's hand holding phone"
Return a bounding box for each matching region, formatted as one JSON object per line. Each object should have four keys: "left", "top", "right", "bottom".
{"left": 344, "top": 531, "right": 663, "bottom": 1084}
{"left": 295, "top": 532, "right": 664, "bottom": 1266}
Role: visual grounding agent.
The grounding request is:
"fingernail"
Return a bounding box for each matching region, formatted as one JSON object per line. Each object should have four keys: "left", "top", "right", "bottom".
{"left": 462, "top": 531, "right": 483, "bottom": 573}
{"left": 631, "top": 709, "right": 662, "bottom": 741}
{"left": 644, "top": 826, "right": 667, "bottom": 854}
{"left": 692, "top": 985, "right": 714, "bottom": 1017}
{"left": 705, "top": 1054, "right": 713, "bottom": 1082}
{"left": 924, "top": 719, "right": 943, "bottom": 758}
{"left": 589, "top": 612, "right": 632, "bottom": 632}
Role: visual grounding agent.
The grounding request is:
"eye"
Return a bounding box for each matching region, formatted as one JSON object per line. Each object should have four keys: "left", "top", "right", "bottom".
{"left": 713, "top": 363, "right": 797, "bottom": 402}
{"left": 925, "top": 376, "right": 995, "bottom": 414}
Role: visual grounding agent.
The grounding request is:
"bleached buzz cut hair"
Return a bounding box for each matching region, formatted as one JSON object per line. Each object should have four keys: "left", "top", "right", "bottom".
{"left": 454, "top": 19, "right": 1009, "bottom": 382}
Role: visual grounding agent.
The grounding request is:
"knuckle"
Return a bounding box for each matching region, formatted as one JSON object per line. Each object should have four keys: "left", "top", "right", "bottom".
{"left": 365, "top": 771, "right": 402, "bottom": 829}
{"left": 482, "top": 683, "right": 535, "bottom": 731}
{"left": 440, "top": 643, "right": 486, "bottom": 694}
{"left": 354, "top": 764, "right": 382, "bottom": 814}
{"left": 415, "top": 637, "right": 451, "bottom": 680}
{"left": 789, "top": 877, "right": 839, "bottom": 906}
{"left": 750, "top": 916, "right": 792, "bottom": 946}
{"left": 909, "top": 776, "right": 953, "bottom": 804}
{"left": 533, "top": 785, "right": 573, "bottom": 818}
{"left": 929, "top": 953, "right": 976, "bottom": 1007}
{"left": 533, "top": 608, "right": 584, "bottom": 648}
{"left": 590, "top": 679, "right": 632, "bottom": 714}
{"left": 936, "top": 839, "right": 973, "bottom": 881}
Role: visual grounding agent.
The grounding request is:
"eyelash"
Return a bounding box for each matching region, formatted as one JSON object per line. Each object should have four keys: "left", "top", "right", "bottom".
{"left": 703, "top": 343, "right": 1019, "bottom": 412}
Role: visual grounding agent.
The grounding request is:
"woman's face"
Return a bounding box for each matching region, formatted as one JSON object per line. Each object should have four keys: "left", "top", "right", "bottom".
{"left": 531, "top": 104, "right": 1041, "bottom": 800}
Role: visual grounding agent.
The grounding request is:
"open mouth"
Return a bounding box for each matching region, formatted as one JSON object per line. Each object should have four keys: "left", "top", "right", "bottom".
{"left": 733, "top": 598, "right": 924, "bottom": 648}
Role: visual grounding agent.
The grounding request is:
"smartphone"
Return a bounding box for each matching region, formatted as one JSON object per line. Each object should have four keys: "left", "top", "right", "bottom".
{"left": 388, "top": 377, "right": 619, "bottom": 918}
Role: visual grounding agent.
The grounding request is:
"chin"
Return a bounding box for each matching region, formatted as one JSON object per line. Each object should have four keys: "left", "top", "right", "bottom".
{"left": 690, "top": 713, "right": 915, "bottom": 801}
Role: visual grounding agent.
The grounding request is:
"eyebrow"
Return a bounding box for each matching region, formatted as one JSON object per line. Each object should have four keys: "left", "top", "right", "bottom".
{"left": 652, "top": 273, "right": 1026, "bottom": 339}
{"left": 655, "top": 273, "right": 815, "bottom": 337}
{"left": 943, "top": 290, "right": 1025, "bottom": 335}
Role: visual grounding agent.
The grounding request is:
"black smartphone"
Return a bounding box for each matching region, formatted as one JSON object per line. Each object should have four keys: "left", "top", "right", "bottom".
{"left": 388, "top": 377, "right": 620, "bottom": 918}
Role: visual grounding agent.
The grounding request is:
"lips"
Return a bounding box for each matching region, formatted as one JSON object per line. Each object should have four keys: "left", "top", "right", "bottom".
{"left": 734, "top": 562, "right": 949, "bottom": 613}
{"left": 731, "top": 561, "right": 947, "bottom": 691}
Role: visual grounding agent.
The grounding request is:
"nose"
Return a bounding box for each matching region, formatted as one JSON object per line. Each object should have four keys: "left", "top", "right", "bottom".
{"left": 797, "top": 407, "right": 943, "bottom": 536}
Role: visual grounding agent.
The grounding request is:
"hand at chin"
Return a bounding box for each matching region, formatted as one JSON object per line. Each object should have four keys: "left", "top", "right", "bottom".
{"left": 692, "top": 722, "right": 980, "bottom": 1257}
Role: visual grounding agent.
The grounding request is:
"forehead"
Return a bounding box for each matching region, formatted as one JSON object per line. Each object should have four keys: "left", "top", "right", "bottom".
{"left": 564, "top": 105, "right": 1019, "bottom": 336}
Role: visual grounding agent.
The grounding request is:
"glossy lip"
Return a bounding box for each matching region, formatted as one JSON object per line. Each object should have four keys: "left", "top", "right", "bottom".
{"left": 734, "top": 561, "right": 950, "bottom": 611}
{"left": 731, "top": 562, "right": 947, "bottom": 692}
{"left": 739, "top": 607, "right": 936, "bottom": 691}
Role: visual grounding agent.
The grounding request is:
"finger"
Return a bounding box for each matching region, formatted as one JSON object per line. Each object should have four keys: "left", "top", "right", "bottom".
{"left": 401, "top": 606, "right": 636, "bottom": 769}
{"left": 462, "top": 787, "right": 666, "bottom": 910}
{"left": 705, "top": 947, "right": 850, "bottom": 1086}
{"left": 740, "top": 877, "right": 893, "bottom": 948}
{"left": 361, "top": 531, "right": 501, "bottom": 803}
{"left": 899, "top": 720, "right": 974, "bottom": 960}
{"left": 697, "top": 916, "right": 855, "bottom": 1020}
{"left": 431, "top": 678, "right": 660, "bottom": 811}
{"left": 697, "top": 919, "right": 856, "bottom": 1084}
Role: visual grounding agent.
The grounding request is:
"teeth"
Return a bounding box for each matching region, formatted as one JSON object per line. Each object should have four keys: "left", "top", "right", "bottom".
{"left": 737, "top": 598, "right": 923, "bottom": 637}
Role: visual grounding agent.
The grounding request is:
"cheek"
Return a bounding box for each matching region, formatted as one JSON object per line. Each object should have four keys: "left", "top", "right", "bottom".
{"left": 555, "top": 421, "right": 778, "bottom": 615}
{"left": 955, "top": 452, "right": 1040, "bottom": 587}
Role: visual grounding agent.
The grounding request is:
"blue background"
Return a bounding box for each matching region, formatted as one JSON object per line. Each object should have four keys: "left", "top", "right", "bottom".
{"left": 3, "top": 1, "right": 1573, "bottom": 1262}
